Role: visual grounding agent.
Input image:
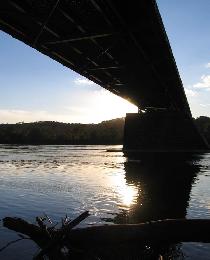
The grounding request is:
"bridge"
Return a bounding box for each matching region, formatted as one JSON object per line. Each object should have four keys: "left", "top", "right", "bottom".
{"left": 0, "top": 0, "right": 209, "bottom": 151}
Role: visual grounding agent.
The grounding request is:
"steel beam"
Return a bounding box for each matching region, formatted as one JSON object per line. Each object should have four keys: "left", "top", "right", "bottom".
{"left": 45, "top": 32, "right": 115, "bottom": 45}
{"left": 86, "top": 66, "right": 123, "bottom": 71}
{"left": 33, "top": 0, "right": 60, "bottom": 46}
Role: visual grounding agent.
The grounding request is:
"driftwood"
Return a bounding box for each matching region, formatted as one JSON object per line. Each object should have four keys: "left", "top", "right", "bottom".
{"left": 3, "top": 215, "right": 210, "bottom": 259}
{"left": 3, "top": 212, "right": 90, "bottom": 259}
{"left": 69, "top": 218, "right": 210, "bottom": 246}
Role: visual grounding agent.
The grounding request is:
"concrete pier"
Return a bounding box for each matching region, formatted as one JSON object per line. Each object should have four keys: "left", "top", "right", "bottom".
{"left": 123, "top": 112, "right": 209, "bottom": 152}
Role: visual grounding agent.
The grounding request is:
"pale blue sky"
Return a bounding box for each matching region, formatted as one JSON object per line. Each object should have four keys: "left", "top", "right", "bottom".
{"left": 157, "top": 0, "right": 210, "bottom": 116}
{"left": 0, "top": 0, "right": 210, "bottom": 123}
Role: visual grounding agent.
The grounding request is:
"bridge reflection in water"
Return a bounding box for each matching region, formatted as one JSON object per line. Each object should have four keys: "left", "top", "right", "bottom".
{"left": 99, "top": 153, "right": 203, "bottom": 259}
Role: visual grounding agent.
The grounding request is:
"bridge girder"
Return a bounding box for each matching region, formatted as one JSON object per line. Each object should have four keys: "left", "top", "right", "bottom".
{"left": 0, "top": 0, "right": 191, "bottom": 116}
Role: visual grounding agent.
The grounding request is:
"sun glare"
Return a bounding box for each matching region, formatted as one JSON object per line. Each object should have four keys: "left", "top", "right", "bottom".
{"left": 89, "top": 90, "right": 137, "bottom": 123}
{"left": 111, "top": 171, "right": 138, "bottom": 209}
{"left": 120, "top": 184, "right": 138, "bottom": 207}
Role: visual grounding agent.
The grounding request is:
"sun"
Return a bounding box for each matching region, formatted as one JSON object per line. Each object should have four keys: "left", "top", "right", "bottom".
{"left": 89, "top": 90, "right": 137, "bottom": 123}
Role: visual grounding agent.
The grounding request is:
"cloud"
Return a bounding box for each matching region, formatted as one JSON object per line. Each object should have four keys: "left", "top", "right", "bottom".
{"left": 185, "top": 88, "right": 197, "bottom": 97}
{"left": 193, "top": 74, "right": 210, "bottom": 89}
{"left": 0, "top": 109, "right": 77, "bottom": 124}
{"left": 200, "top": 103, "right": 210, "bottom": 107}
{"left": 206, "top": 63, "right": 210, "bottom": 68}
{"left": 73, "top": 77, "right": 96, "bottom": 86}
{"left": 64, "top": 106, "right": 92, "bottom": 115}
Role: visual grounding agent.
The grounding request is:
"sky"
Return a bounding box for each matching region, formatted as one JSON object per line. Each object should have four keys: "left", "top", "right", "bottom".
{"left": 0, "top": 0, "right": 210, "bottom": 123}
{"left": 157, "top": 0, "right": 210, "bottom": 117}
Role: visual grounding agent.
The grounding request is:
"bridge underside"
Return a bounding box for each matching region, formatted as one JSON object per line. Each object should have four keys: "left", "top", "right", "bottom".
{"left": 0, "top": 0, "right": 209, "bottom": 151}
{"left": 0, "top": 0, "right": 191, "bottom": 114}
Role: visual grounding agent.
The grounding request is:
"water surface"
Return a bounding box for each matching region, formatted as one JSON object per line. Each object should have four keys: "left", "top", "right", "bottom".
{"left": 0, "top": 145, "right": 210, "bottom": 259}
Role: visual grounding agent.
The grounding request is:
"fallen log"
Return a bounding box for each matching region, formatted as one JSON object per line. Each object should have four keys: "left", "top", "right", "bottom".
{"left": 35, "top": 211, "right": 89, "bottom": 259}
{"left": 68, "top": 218, "right": 210, "bottom": 246}
{"left": 3, "top": 217, "right": 49, "bottom": 248}
{"left": 3, "top": 211, "right": 90, "bottom": 259}
{"left": 3, "top": 217, "right": 210, "bottom": 245}
{"left": 3, "top": 217, "right": 210, "bottom": 258}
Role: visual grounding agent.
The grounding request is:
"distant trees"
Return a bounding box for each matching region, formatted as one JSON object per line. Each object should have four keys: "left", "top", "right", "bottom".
{"left": 0, "top": 116, "right": 210, "bottom": 145}
{"left": 195, "top": 116, "right": 210, "bottom": 144}
{"left": 0, "top": 118, "right": 125, "bottom": 145}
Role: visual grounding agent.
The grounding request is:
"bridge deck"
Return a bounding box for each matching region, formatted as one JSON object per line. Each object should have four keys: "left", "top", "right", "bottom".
{"left": 0, "top": 0, "right": 190, "bottom": 115}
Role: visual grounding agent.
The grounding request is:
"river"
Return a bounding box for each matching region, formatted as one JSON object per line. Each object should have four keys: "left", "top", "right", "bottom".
{"left": 0, "top": 145, "right": 210, "bottom": 259}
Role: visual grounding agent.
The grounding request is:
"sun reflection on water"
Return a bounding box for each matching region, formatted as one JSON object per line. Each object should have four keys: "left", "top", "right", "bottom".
{"left": 119, "top": 184, "right": 138, "bottom": 207}
{"left": 111, "top": 171, "right": 139, "bottom": 209}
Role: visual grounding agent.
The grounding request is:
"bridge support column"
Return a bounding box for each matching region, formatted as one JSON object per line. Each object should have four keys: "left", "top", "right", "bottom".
{"left": 123, "top": 112, "right": 209, "bottom": 152}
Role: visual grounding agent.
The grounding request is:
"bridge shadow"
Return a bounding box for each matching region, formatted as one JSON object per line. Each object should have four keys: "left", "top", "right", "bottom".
{"left": 96, "top": 153, "right": 204, "bottom": 260}
{"left": 114, "top": 153, "right": 203, "bottom": 224}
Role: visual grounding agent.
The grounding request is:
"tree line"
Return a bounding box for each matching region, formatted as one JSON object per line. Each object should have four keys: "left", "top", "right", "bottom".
{"left": 0, "top": 116, "right": 209, "bottom": 145}
{"left": 194, "top": 116, "right": 210, "bottom": 144}
{"left": 0, "top": 118, "right": 125, "bottom": 145}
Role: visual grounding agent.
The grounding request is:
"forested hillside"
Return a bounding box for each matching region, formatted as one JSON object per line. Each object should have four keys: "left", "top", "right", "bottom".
{"left": 0, "top": 118, "right": 124, "bottom": 145}
{"left": 195, "top": 116, "right": 210, "bottom": 144}
{"left": 0, "top": 116, "right": 210, "bottom": 145}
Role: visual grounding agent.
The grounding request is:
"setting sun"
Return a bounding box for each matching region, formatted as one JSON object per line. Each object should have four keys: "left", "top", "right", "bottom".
{"left": 86, "top": 90, "right": 137, "bottom": 123}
